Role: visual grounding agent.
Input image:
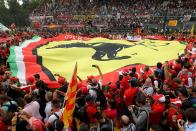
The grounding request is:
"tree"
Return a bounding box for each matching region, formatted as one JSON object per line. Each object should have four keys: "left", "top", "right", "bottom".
{"left": 0, "top": 0, "right": 10, "bottom": 25}
{"left": 0, "top": 0, "right": 42, "bottom": 27}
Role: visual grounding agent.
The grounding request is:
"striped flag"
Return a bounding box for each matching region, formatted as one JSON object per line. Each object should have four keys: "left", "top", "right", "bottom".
{"left": 61, "top": 63, "right": 78, "bottom": 128}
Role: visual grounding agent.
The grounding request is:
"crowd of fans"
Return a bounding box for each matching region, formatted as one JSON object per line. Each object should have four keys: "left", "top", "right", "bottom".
{"left": 30, "top": 0, "right": 196, "bottom": 33}
{"left": 0, "top": 25, "right": 196, "bottom": 131}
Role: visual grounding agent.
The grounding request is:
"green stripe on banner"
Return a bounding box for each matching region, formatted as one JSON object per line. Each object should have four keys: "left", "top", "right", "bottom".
{"left": 180, "top": 41, "right": 187, "bottom": 45}
{"left": 20, "top": 36, "right": 40, "bottom": 47}
{"left": 7, "top": 46, "right": 18, "bottom": 76}
{"left": 7, "top": 36, "right": 41, "bottom": 79}
{"left": 15, "top": 36, "right": 41, "bottom": 84}
{"left": 32, "top": 36, "right": 40, "bottom": 40}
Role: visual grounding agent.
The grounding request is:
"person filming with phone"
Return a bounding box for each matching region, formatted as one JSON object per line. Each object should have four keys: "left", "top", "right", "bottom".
{"left": 177, "top": 108, "right": 196, "bottom": 131}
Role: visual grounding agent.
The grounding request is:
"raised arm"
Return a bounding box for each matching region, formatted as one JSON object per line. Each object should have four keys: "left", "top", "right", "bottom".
{"left": 92, "top": 65, "right": 103, "bottom": 81}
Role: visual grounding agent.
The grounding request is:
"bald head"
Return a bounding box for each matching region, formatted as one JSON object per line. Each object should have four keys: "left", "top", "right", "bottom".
{"left": 121, "top": 115, "right": 130, "bottom": 127}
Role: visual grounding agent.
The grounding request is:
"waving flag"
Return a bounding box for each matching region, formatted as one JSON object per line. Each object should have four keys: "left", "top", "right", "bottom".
{"left": 7, "top": 34, "right": 186, "bottom": 88}
{"left": 61, "top": 63, "right": 77, "bottom": 128}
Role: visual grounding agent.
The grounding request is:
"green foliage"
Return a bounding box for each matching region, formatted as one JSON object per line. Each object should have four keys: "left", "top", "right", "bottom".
{"left": 0, "top": 0, "right": 42, "bottom": 27}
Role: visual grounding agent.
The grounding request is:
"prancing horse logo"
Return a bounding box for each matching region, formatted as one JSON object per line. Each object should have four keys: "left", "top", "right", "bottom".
{"left": 46, "top": 41, "right": 170, "bottom": 61}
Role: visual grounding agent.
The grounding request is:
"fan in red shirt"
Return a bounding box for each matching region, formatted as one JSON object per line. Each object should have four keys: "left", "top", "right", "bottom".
{"left": 104, "top": 99, "right": 117, "bottom": 121}
{"left": 129, "top": 67, "right": 139, "bottom": 80}
{"left": 150, "top": 94, "right": 166, "bottom": 125}
{"left": 120, "top": 76, "right": 130, "bottom": 95}
{"left": 169, "top": 59, "right": 182, "bottom": 73}
{"left": 123, "top": 78, "right": 139, "bottom": 106}
{"left": 85, "top": 95, "right": 97, "bottom": 123}
{"left": 0, "top": 117, "right": 6, "bottom": 131}
{"left": 141, "top": 66, "right": 153, "bottom": 82}
{"left": 105, "top": 83, "right": 118, "bottom": 99}
{"left": 179, "top": 68, "right": 190, "bottom": 87}
{"left": 167, "top": 99, "right": 183, "bottom": 130}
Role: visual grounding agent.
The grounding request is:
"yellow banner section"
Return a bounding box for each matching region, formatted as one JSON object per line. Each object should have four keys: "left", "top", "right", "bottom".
{"left": 73, "top": 15, "right": 96, "bottom": 20}
{"left": 168, "top": 20, "right": 178, "bottom": 26}
{"left": 37, "top": 38, "right": 185, "bottom": 81}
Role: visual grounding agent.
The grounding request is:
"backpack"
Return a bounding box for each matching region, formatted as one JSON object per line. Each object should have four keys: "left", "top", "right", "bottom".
{"left": 49, "top": 113, "right": 64, "bottom": 131}
{"left": 2, "top": 101, "right": 18, "bottom": 113}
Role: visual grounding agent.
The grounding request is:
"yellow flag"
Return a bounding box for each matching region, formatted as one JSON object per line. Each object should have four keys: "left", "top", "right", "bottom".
{"left": 191, "top": 24, "right": 195, "bottom": 36}
{"left": 168, "top": 20, "right": 177, "bottom": 27}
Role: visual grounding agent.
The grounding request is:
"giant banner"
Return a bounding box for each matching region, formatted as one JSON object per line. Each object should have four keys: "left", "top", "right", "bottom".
{"left": 7, "top": 34, "right": 186, "bottom": 88}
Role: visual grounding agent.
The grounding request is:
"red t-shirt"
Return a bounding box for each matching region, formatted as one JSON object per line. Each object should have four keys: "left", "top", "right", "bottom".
{"left": 170, "top": 61, "right": 182, "bottom": 72}
{"left": 120, "top": 76, "right": 131, "bottom": 93}
{"left": 150, "top": 102, "right": 165, "bottom": 125}
{"left": 105, "top": 108, "right": 117, "bottom": 120}
{"left": 142, "top": 70, "right": 152, "bottom": 80}
{"left": 124, "top": 87, "right": 138, "bottom": 106}
{"left": 180, "top": 74, "right": 189, "bottom": 86}
{"left": 168, "top": 106, "right": 182, "bottom": 129}
{"left": 0, "top": 118, "right": 6, "bottom": 131}
{"left": 86, "top": 103, "right": 97, "bottom": 123}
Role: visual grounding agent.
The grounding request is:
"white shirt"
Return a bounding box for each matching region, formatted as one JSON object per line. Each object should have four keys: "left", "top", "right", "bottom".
{"left": 143, "top": 86, "right": 154, "bottom": 96}
{"left": 44, "top": 101, "right": 52, "bottom": 122}
{"left": 184, "top": 121, "right": 196, "bottom": 131}
{"left": 187, "top": 77, "right": 193, "bottom": 88}
{"left": 48, "top": 109, "right": 63, "bottom": 124}
{"left": 192, "top": 47, "right": 196, "bottom": 53}
{"left": 88, "top": 79, "right": 102, "bottom": 99}
{"left": 154, "top": 80, "right": 159, "bottom": 89}
{"left": 23, "top": 101, "right": 42, "bottom": 120}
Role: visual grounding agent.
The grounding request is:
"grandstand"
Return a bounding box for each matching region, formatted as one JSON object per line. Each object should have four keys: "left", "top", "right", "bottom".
{"left": 29, "top": 0, "right": 196, "bottom": 34}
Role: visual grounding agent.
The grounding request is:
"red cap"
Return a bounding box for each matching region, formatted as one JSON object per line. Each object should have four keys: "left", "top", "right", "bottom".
{"left": 170, "top": 98, "right": 182, "bottom": 108}
{"left": 153, "top": 94, "right": 165, "bottom": 102}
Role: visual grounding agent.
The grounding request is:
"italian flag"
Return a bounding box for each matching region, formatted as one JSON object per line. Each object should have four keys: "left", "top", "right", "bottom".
{"left": 7, "top": 36, "right": 59, "bottom": 88}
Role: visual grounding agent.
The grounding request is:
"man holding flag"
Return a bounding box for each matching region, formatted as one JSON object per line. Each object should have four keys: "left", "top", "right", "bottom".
{"left": 45, "top": 63, "right": 78, "bottom": 131}
{"left": 61, "top": 63, "right": 78, "bottom": 130}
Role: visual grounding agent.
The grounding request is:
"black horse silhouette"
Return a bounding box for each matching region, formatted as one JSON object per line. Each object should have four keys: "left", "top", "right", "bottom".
{"left": 46, "top": 41, "right": 170, "bottom": 61}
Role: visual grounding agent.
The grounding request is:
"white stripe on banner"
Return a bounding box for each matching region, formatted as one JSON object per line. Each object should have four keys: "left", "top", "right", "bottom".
{"left": 15, "top": 37, "right": 41, "bottom": 84}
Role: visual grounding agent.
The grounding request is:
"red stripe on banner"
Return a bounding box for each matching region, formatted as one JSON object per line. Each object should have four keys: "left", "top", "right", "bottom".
{"left": 22, "top": 34, "right": 89, "bottom": 88}
{"left": 21, "top": 33, "right": 185, "bottom": 88}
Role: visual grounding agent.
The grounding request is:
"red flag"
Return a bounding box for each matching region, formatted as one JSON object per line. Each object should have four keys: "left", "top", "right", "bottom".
{"left": 61, "top": 63, "right": 77, "bottom": 128}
